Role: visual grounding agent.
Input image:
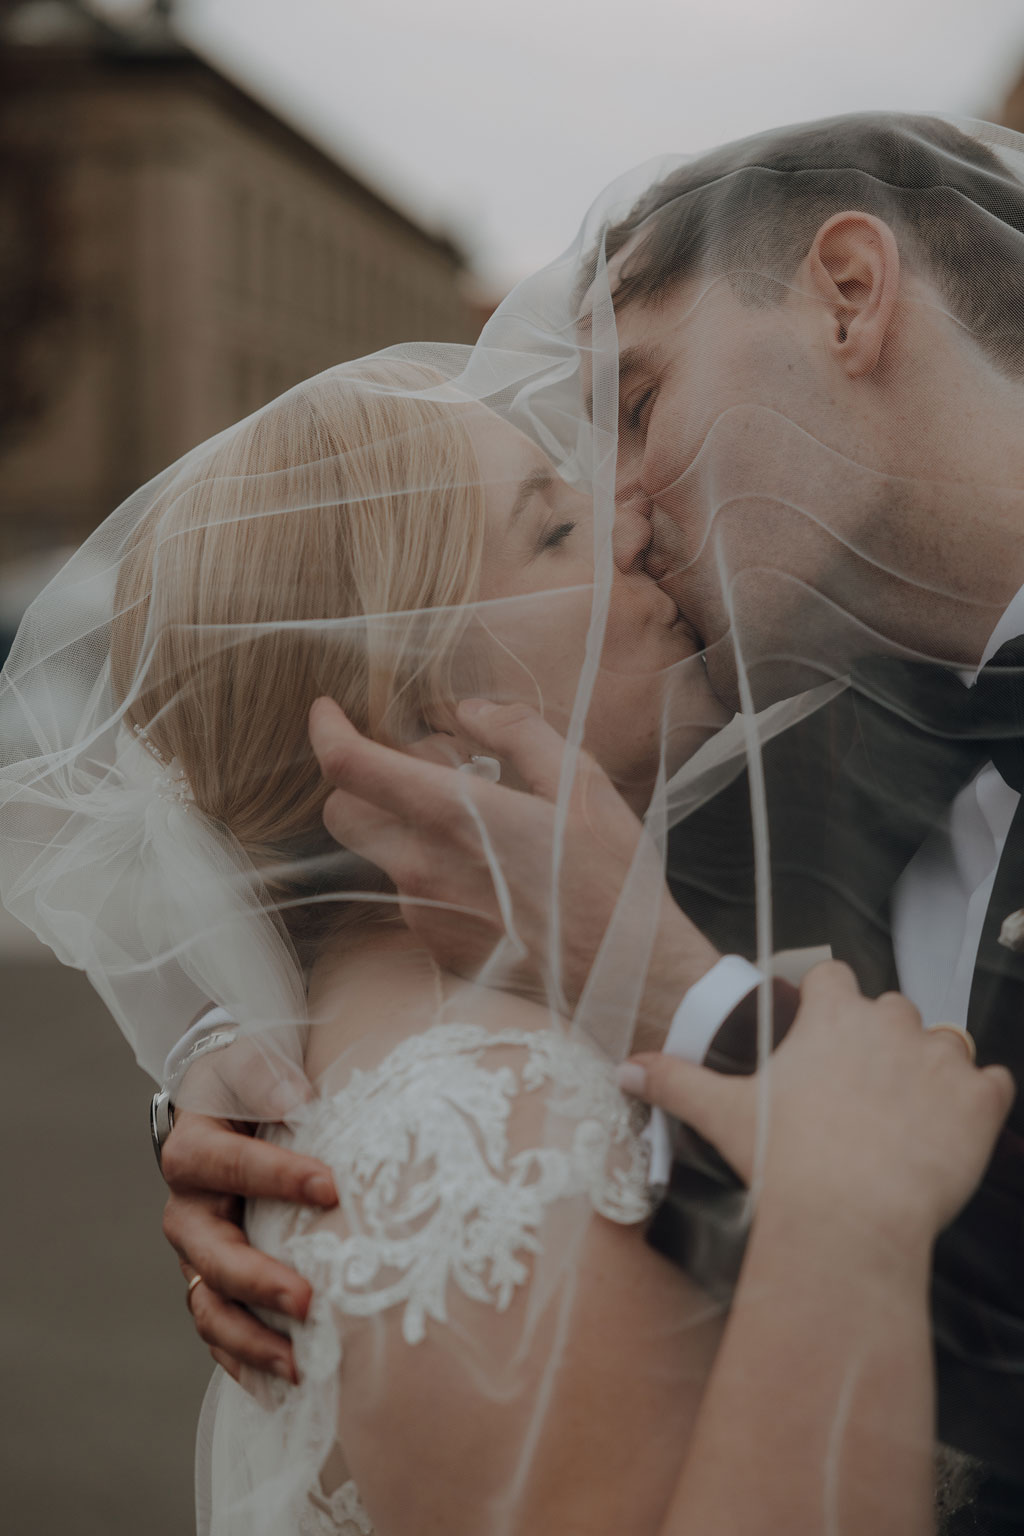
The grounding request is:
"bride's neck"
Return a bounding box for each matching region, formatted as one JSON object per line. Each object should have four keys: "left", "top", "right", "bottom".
{"left": 310, "top": 922, "right": 433, "bottom": 997}
{"left": 303, "top": 925, "right": 442, "bottom": 1086}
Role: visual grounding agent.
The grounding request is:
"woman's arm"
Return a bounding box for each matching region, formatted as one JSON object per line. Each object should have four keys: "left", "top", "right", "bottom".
{"left": 627, "top": 961, "right": 1014, "bottom": 1536}
{"left": 249, "top": 975, "right": 724, "bottom": 1536}
{"left": 661, "top": 1190, "right": 935, "bottom": 1535}
{"left": 325, "top": 1187, "right": 722, "bottom": 1535}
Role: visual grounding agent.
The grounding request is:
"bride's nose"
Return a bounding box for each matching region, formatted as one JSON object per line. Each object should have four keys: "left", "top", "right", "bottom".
{"left": 612, "top": 493, "right": 654, "bottom": 573}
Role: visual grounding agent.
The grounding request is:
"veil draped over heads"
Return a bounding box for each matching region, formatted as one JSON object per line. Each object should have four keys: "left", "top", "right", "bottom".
{"left": 4, "top": 111, "right": 1024, "bottom": 1531}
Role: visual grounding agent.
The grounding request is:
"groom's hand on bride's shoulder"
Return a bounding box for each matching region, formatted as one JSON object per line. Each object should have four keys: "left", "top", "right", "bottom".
{"left": 160, "top": 1110, "right": 338, "bottom": 1386}
{"left": 309, "top": 695, "right": 719, "bottom": 1045}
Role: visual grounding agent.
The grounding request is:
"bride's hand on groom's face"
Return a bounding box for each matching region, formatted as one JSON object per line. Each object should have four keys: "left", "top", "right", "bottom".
{"left": 622, "top": 960, "right": 1016, "bottom": 1254}
{"left": 309, "top": 695, "right": 719, "bottom": 1043}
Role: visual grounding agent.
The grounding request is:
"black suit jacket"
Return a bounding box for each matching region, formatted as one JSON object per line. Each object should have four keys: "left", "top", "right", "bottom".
{"left": 659, "top": 687, "right": 1024, "bottom": 1507}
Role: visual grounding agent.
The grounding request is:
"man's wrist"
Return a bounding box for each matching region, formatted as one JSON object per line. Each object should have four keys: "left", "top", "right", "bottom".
{"left": 163, "top": 1008, "right": 239, "bottom": 1097}
{"left": 635, "top": 911, "right": 720, "bottom": 1052}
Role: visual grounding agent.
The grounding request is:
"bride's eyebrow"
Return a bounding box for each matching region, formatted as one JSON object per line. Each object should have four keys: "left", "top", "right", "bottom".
{"left": 508, "top": 467, "right": 554, "bottom": 528}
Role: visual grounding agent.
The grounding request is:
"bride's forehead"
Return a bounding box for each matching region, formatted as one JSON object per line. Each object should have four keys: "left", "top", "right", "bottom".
{"left": 464, "top": 408, "right": 549, "bottom": 487}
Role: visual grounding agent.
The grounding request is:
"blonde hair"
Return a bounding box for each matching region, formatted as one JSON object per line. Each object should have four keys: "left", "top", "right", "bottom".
{"left": 112, "top": 362, "right": 486, "bottom": 953}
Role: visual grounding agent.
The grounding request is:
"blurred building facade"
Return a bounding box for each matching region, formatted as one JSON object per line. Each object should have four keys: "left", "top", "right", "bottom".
{"left": 0, "top": 0, "right": 478, "bottom": 561}
{"left": 1002, "top": 66, "right": 1024, "bottom": 135}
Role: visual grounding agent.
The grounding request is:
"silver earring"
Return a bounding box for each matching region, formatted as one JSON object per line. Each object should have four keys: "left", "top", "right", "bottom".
{"left": 458, "top": 754, "right": 501, "bottom": 783}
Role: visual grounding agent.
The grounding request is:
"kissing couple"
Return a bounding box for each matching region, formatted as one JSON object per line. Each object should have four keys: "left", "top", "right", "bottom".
{"left": 3, "top": 112, "right": 1024, "bottom": 1535}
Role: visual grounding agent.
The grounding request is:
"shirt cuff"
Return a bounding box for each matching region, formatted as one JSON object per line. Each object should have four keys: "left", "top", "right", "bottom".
{"left": 643, "top": 956, "right": 763, "bottom": 1189}
{"left": 664, "top": 955, "right": 765, "bottom": 1062}
{"left": 163, "top": 1005, "right": 238, "bottom": 1093}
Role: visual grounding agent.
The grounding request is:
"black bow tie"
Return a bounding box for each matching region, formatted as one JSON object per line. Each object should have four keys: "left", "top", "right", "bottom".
{"left": 852, "top": 637, "right": 1024, "bottom": 796}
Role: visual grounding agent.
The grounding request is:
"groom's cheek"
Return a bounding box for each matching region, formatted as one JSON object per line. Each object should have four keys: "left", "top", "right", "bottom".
{"left": 615, "top": 437, "right": 645, "bottom": 501}
{"left": 648, "top": 506, "right": 691, "bottom": 575}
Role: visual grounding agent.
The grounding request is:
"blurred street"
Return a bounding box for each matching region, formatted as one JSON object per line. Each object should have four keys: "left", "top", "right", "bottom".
{"left": 0, "top": 918, "right": 213, "bottom": 1536}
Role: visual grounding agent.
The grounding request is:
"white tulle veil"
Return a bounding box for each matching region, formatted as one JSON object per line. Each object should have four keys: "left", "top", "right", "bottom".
{"left": 4, "top": 110, "right": 1024, "bottom": 1532}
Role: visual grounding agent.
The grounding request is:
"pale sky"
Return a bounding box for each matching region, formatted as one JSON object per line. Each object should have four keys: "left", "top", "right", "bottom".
{"left": 98, "top": 0, "right": 1024, "bottom": 291}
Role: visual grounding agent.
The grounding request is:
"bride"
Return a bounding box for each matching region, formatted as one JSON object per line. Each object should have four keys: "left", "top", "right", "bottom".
{"left": 0, "top": 347, "right": 1010, "bottom": 1534}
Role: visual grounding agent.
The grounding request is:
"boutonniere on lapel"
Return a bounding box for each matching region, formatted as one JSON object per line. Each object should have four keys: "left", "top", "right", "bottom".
{"left": 998, "top": 908, "right": 1024, "bottom": 952}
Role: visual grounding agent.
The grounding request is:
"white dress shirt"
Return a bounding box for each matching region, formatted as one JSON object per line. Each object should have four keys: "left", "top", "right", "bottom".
{"left": 892, "top": 589, "right": 1024, "bottom": 1025}
{"left": 646, "top": 591, "right": 1024, "bottom": 1186}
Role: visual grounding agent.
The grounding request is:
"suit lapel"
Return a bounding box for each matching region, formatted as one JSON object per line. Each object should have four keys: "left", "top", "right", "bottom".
{"left": 668, "top": 666, "right": 999, "bottom": 1002}
{"left": 825, "top": 669, "right": 989, "bottom": 996}
{"left": 666, "top": 700, "right": 839, "bottom": 962}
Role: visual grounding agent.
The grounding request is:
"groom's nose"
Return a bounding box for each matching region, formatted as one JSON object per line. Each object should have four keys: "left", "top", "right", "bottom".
{"left": 615, "top": 449, "right": 643, "bottom": 507}
{"left": 613, "top": 494, "right": 654, "bottom": 573}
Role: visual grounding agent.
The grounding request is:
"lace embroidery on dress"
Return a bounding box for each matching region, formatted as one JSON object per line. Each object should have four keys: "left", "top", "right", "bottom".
{"left": 271, "top": 1023, "right": 650, "bottom": 1350}
{"left": 245, "top": 1022, "right": 651, "bottom": 1535}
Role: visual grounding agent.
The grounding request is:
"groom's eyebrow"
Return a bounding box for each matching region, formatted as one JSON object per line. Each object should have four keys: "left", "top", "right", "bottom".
{"left": 583, "top": 344, "right": 659, "bottom": 423}
{"left": 508, "top": 468, "right": 554, "bottom": 527}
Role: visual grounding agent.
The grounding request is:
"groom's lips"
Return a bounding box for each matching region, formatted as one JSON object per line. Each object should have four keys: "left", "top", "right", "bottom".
{"left": 645, "top": 548, "right": 671, "bottom": 582}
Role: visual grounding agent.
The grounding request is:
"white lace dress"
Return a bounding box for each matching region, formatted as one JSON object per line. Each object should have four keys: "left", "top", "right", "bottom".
{"left": 197, "top": 1022, "right": 651, "bottom": 1536}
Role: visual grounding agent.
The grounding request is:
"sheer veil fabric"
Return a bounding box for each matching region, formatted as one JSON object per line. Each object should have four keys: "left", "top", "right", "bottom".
{"left": 3, "top": 112, "right": 1024, "bottom": 1531}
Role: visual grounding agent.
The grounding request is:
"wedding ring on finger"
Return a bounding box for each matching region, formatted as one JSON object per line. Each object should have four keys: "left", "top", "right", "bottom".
{"left": 186, "top": 1273, "right": 205, "bottom": 1314}
{"left": 925, "top": 1022, "right": 977, "bottom": 1064}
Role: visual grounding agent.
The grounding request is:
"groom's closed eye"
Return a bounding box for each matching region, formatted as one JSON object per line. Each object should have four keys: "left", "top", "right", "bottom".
{"left": 616, "top": 345, "right": 660, "bottom": 435}
{"left": 582, "top": 343, "right": 659, "bottom": 425}
{"left": 623, "top": 388, "right": 655, "bottom": 436}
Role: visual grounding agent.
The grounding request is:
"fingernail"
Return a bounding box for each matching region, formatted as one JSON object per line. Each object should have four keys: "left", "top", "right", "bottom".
{"left": 616, "top": 1062, "right": 647, "bottom": 1096}
{"left": 458, "top": 698, "right": 496, "bottom": 720}
{"left": 275, "top": 1290, "right": 304, "bottom": 1320}
{"left": 272, "top": 1357, "right": 295, "bottom": 1383}
{"left": 303, "top": 1174, "right": 336, "bottom": 1205}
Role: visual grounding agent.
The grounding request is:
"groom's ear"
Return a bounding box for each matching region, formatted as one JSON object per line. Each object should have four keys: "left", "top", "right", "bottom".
{"left": 804, "top": 212, "right": 900, "bottom": 379}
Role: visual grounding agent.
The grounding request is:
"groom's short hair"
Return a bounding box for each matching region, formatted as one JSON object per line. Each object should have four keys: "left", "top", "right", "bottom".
{"left": 597, "top": 114, "right": 1024, "bottom": 377}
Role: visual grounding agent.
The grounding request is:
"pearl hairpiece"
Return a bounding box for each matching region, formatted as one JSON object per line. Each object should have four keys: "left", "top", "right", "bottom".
{"left": 132, "top": 722, "right": 195, "bottom": 807}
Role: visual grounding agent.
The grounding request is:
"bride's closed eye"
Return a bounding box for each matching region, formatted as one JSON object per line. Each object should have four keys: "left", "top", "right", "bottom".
{"left": 538, "top": 520, "right": 578, "bottom": 553}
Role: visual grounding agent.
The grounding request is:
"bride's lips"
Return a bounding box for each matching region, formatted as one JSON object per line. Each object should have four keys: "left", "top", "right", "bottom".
{"left": 656, "top": 581, "right": 701, "bottom": 644}
{"left": 664, "top": 591, "right": 702, "bottom": 650}
{"left": 643, "top": 548, "right": 703, "bottom": 646}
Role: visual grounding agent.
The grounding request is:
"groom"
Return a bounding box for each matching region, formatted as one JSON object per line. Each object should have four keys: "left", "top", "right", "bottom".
{"left": 163, "top": 115, "right": 1024, "bottom": 1525}
{"left": 585, "top": 115, "right": 1024, "bottom": 1524}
